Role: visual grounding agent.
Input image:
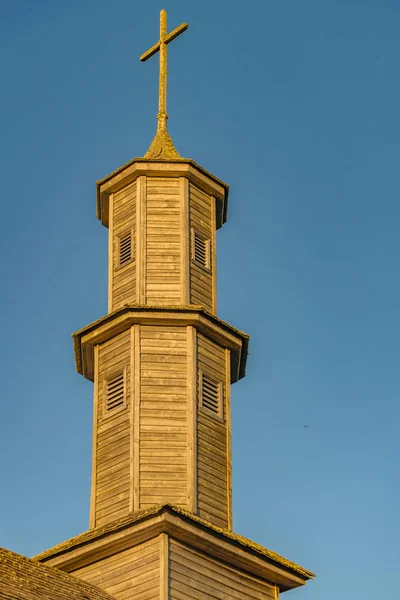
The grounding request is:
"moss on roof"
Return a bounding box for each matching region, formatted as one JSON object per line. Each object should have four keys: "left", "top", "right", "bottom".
{"left": 72, "top": 304, "right": 249, "bottom": 342}
{"left": 72, "top": 303, "right": 250, "bottom": 380}
{"left": 35, "top": 504, "right": 315, "bottom": 581}
{"left": 0, "top": 546, "right": 115, "bottom": 600}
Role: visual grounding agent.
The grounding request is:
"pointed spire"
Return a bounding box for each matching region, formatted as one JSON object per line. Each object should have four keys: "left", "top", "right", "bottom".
{"left": 140, "top": 9, "right": 188, "bottom": 160}
{"left": 144, "top": 127, "right": 182, "bottom": 160}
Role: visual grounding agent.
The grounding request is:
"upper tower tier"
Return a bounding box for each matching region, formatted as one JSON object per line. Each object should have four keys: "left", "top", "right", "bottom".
{"left": 97, "top": 158, "right": 228, "bottom": 315}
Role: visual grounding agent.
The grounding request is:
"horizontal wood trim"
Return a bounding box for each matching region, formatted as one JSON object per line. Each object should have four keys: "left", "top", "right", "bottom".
{"left": 95, "top": 481, "right": 130, "bottom": 502}
{"left": 198, "top": 336, "right": 225, "bottom": 359}
{"left": 140, "top": 438, "right": 187, "bottom": 448}
{"left": 141, "top": 354, "right": 187, "bottom": 364}
{"left": 97, "top": 438, "right": 131, "bottom": 461}
{"left": 140, "top": 462, "right": 187, "bottom": 472}
{"left": 140, "top": 497, "right": 187, "bottom": 506}
{"left": 198, "top": 456, "right": 227, "bottom": 480}
{"left": 197, "top": 422, "right": 227, "bottom": 450}
{"left": 170, "top": 543, "right": 275, "bottom": 599}
{"left": 96, "top": 456, "right": 130, "bottom": 480}
{"left": 98, "top": 417, "right": 130, "bottom": 439}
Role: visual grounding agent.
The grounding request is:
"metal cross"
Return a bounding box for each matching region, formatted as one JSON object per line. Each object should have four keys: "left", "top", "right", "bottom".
{"left": 140, "top": 9, "right": 188, "bottom": 134}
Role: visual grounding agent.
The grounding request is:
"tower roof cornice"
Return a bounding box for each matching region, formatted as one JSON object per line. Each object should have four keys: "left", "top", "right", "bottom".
{"left": 34, "top": 504, "right": 315, "bottom": 590}
{"left": 96, "top": 157, "right": 229, "bottom": 228}
{"left": 72, "top": 305, "right": 249, "bottom": 384}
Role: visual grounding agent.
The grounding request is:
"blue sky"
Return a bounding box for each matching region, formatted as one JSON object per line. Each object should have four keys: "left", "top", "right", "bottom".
{"left": 0, "top": 1, "right": 399, "bottom": 598}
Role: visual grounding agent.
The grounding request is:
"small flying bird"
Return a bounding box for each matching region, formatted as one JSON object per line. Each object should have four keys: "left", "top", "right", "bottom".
{"left": 304, "top": 425, "right": 308, "bottom": 428}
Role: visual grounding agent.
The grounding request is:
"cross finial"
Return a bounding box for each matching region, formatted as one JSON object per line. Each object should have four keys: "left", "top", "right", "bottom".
{"left": 140, "top": 9, "right": 188, "bottom": 160}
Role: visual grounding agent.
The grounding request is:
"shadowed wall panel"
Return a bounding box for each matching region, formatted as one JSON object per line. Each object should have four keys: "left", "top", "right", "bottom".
{"left": 169, "top": 539, "right": 276, "bottom": 600}
{"left": 94, "top": 331, "right": 131, "bottom": 527}
{"left": 189, "top": 183, "right": 213, "bottom": 312}
{"left": 112, "top": 182, "right": 137, "bottom": 310}
{"left": 196, "top": 333, "right": 229, "bottom": 528}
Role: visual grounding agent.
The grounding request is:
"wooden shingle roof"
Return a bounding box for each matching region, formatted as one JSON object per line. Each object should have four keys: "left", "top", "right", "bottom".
{"left": 0, "top": 546, "right": 115, "bottom": 600}
{"left": 35, "top": 504, "right": 315, "bottom": 581}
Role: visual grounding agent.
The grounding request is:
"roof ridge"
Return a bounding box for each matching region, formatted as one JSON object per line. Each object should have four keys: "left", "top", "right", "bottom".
{"left": 34, "top": 503, "right": 315, "bottom": 580}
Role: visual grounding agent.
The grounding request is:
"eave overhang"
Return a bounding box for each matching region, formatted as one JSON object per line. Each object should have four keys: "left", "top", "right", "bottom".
{"left": 96, "top": 158, "right": 229, "bottom": 229}
{"left": 34, "top": 504, "right": 315, "bottom": 592}
{"left": 72, "top": 305, "right": 249, "bottom": 383}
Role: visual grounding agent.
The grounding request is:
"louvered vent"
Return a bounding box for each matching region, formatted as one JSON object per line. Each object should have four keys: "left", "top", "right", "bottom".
{"left": 200, "top": 373, "right": 223, "bottom": 418}
{"left": 105, "top": 371, "right": 125, "bottom": 412}
{"left": 193, "top": 230, "right": 210, "bottom": 270}
{"left": 119, "top": 232, "right": 132, "bottom": 266}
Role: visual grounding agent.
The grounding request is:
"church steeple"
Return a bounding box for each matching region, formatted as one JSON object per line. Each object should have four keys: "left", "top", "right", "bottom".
{"left": 140, "top": 9, "right": 187, "bottom": 160}
{"left": 36, "top": 10, "right": 314, "bottom": 598}
{"left": 72, "top": 9, "right": 248, "bottom": 530}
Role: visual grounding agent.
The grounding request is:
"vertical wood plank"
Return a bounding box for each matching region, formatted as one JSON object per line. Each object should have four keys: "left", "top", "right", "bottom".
{"left": 129, "top": 325, "right": 135, "bottom": 512}
{"left": 137, "top": 176, "right": 147, "bottom": 304}
{"left": 187, "top": 326, "right": 198, "bottom": 513}
{"left": 225, "top": 348, "right": 232, "bottom": 530}
{"left": 133, "top": 324, "right": 141, "bottom": 509}
{"left": 211, "top": 195, "right": 217, "bottom": 315}
{"left": 89, "top": 344, "right": 99, "bottom": 529}
{"left": 180, "top": 177, "right": 190, "bottom": 305}
{"left": 136, "top": 178, "right": 141, "bottom": 304}
{"left": 107, "top": 193, "right": 114, "bottom": 313}
{"left": 159, "top": 533, "right": 169, "bottom": 600}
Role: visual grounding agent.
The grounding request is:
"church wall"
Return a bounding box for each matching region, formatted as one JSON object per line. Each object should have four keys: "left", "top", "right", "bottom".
{"left": 189, "top": 183, "right": 214, "bottom": 313}
{"left": 93, "top": 330, "right": 132, "bottom": 527}
{"left": 145, "top": 177, "right": 181, "bottom": 305}
{"left": 73, "top": 537, "right": 160, "bottom": 600}
{"left": 196, "top": 333, "right": 229, "bottom": 529}
{"left": 111, "top": 182, "right": 137, "bottom": 311}
{"left": 169, "top": 539, "right": 277, "bottom": 600}
{"left": 139, "top": 324, "right": 188, "bottom": 508}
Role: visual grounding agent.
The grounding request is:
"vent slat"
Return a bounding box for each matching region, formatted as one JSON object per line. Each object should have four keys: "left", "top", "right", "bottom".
{"left": 105, "top": 371, "right": 125, "bottom": 412}
{"left": 119, "top": 233, "right": 132, "bottom": 266}
{"left": 193, "top": 231, "right": 210, "bottom": 269}
{"left": 200, "top": 373, "right": 222, "bottom": 418}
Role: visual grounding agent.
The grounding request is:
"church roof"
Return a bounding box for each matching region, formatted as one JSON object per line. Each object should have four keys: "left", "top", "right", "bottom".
{"left": 35, "top": 504, "right": 315, "bottom": 581}
{"left": 0, "top": 546, "right": 115, "bottom": 600}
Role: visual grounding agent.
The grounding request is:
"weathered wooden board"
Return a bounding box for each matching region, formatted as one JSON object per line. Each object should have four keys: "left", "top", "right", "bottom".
{"left": 196, "top": 333, "right": 229, "bottom": 528}
{"left": 74, "top": 537, "right": 160, "bottom": 600}
{"left": 139, "top": 325, "right": 188, "bottom": 509}
{"left": 146, "top": 177, "right": 181, "bottom": 305}
{"left": 169, "top": 540, "right": 276, "bottom": 600}
{"left": 189, "top": 183, "right": 214, "bottom": 312}
{"left": 93, "top": 330, "right": 131, "bottom": 527}
{"left": 111, "top": 182, "right": 137, "bottom": 310}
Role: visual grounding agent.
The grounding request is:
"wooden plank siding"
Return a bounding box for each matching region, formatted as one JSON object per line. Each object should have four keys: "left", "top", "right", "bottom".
{"left": 196, "top": 333, "right": 229, "bottom": 528}
{"left": 145, "top": 177, "right": 181, "bottom": 305}
{"left": 189, "top": 183, "right": 214, "bottom": 313}
{"left": 139, "top": 325, "right": 188, "bottom": 508}
{"left": 112, "top": 182, "right": 137, "bottom": 310}
{"left": 73, "top": 537, "right": 160, "bottom": 600}
{"left": 94, "top": 331, "right": 132, "bottom": 527}
{"left": 169, "top": 539, "right": 276, "bottom": 600}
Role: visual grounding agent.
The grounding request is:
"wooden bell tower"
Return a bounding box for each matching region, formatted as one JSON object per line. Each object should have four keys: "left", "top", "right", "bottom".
{"left": 75, "top": 158, "right": 247, "bottom": 531}
{"left": 37, "top": 10, "right": 314, "bottom": 599}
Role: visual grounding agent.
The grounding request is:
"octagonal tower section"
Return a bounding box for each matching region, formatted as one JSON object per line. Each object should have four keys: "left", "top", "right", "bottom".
{"left": 74, "top": 307, "right": 248, "bottom": 531}
{"left": 96, "top": 159, "right": 228, "bottom": 314}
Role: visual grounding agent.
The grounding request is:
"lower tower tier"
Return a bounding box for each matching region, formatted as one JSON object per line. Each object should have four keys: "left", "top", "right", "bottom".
{"left": 73, "top": 305, "right": 249, "bottom": 530}
{"left": 35, "top": 505, "right": 315, "bottom": 598}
